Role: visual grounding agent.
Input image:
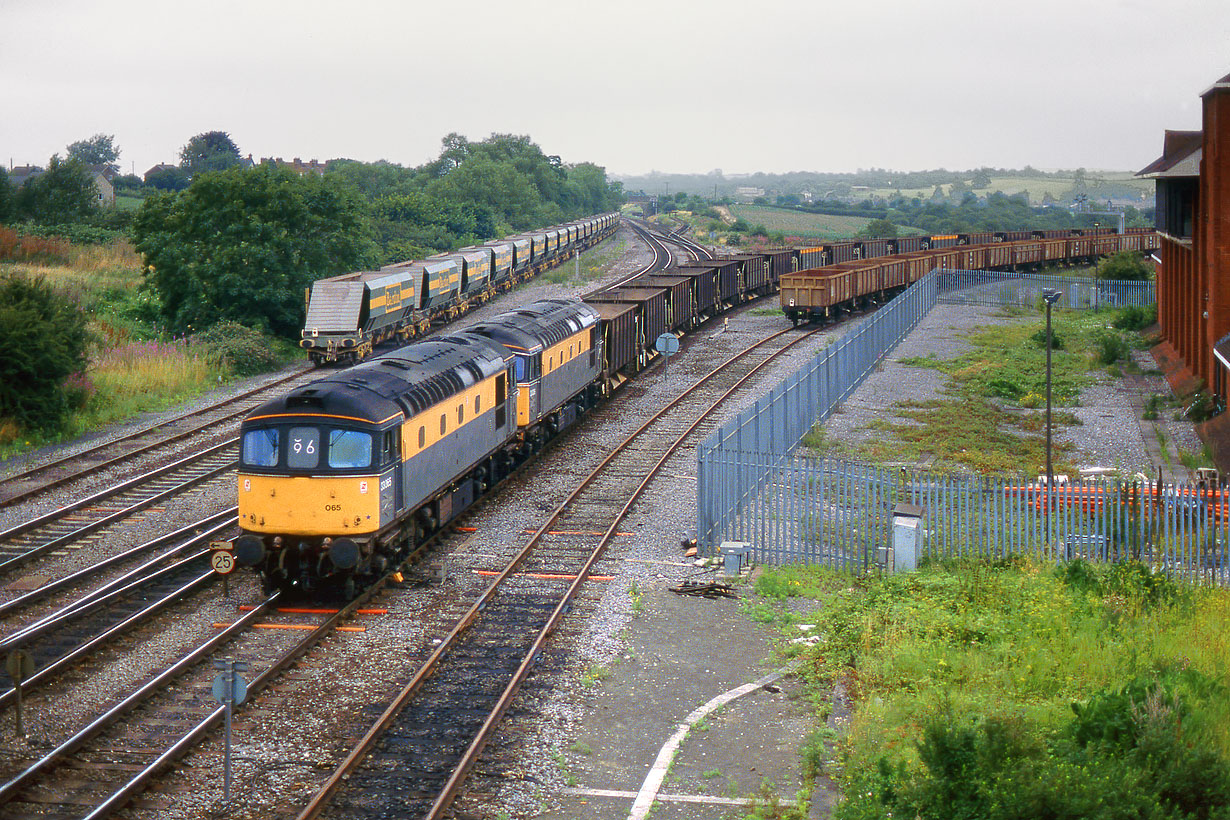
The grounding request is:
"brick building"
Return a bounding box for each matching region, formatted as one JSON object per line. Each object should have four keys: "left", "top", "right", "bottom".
{"left": 1138, "top": 72, "right": 1230, "bottom": 458}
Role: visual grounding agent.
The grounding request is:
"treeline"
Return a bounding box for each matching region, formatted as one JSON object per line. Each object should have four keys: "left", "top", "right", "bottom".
{"left": 331, "top": 133, "right": 625, "bottom": 265}
{"left": 882, "top": 192, "right": 1153, "bottom": 235}
{"left": 2, "top": 131, "right": 624, "bottom": 266}
{"left": 130, "top": 133, "right": 623, "bottom": 338}
{"left": 620, "top": 165, "right": 1147, "bottom": 205}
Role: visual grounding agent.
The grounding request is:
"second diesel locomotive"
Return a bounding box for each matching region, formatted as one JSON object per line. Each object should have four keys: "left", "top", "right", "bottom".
{"left": 234, "top": 298, "right": 602, "bottom": 593}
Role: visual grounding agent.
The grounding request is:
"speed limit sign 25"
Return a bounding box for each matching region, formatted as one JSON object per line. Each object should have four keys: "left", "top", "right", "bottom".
{"left": 211, "top": 549, "right": 236, "bottom": 575}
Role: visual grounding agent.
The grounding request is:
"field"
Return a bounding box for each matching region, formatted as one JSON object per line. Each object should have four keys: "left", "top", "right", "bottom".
{"left": 725, "top": 204, "right": 925, "bottom": 240}
{"left": 864, "top": 172, "right": 1153, "bottom": 206}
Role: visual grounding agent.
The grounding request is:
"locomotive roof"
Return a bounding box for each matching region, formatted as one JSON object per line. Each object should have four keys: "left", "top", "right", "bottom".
{"left": 244, "top": 334, "right": 510, "bottom": 425}
{"left": 465, "top": 298, "right": 598, "bottom": 354}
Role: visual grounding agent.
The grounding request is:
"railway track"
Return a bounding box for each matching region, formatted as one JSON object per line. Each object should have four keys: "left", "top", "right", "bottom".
{"left": 294, "top": 321, "right": 826, "bottom": 820}
{"left": 0, "top": 512, "right": 238, "bottom": 706}
{"left": 0, "top": 367, "right": 314, "bottom": 512}
{"left": 0, "top": 441, "right": 239, "bottom": 579}
{"left": 0, "top": 568, "right": 417, "bottom": 820}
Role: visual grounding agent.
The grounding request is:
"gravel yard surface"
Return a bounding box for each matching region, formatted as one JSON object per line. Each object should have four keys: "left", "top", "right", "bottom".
{"left": 818, "top": 302, "right": 1203, "bottom": 479}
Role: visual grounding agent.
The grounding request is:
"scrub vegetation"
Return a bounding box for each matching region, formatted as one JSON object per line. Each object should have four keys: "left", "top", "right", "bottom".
{"left": 0, "top": 244, "right": 298, "bottom": 457}
{"left": 809, "top": 304, "right": 1151, "bottom": 475}
{"left": 752, "top": 559, "right": 1230, "bottom": 819}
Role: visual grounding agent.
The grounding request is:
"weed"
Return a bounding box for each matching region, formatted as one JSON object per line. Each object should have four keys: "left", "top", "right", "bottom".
{"left": 694, "top": 716, "right": 711, "bottom": 732}
{"left": 800, "top": 728, "right": 834, "bottom": 780}
{"left": 1143, "top": 393, "right": 1165, "bottom": 420}
{"left": 1092, "top": 329, "right": 1130, "bottom": 365}
{"left": 629, "top": 579, "right": 644, "bottom": 615}
{"left": 1028, "top": 327, "right": 1064, "bottom": 350}
{"left": 570, "top": 741, "right": 593, "bottom": 755}
{"left": 702, "top": 768, "right": 724, "bottom": 779}
{"left": 581, "top": 665, "right": 612, "bottom": 687}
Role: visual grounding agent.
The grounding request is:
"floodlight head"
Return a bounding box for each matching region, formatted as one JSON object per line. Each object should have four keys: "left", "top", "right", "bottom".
{"left": 1042, "top": 288, "right": 1062, "bottom": 305}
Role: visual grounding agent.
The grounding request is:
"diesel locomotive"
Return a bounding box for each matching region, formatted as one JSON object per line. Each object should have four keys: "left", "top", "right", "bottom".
{"left": 235, "top": 298, "right": 602, "bottom": 593}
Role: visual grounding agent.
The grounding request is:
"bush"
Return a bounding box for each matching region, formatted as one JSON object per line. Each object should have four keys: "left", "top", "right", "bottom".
{"left": 1185, "top": 391, "right": 1220, "bottom": 423}
{"left": 1028, "top": 327, "right": 1063, "bottom": 350}
{"left": 1112, "top": 304, "right": 1157, "bottom": 331}
{"left": 1092, "top": 330, "right": 1130, "bottom": 365}
{"left": 191, "top": 321, "right": 282, "bottom": 377}
{"left": 0, "top": 272, "right": 90, "bottom": 433}
{"left": 1097, "top": 251, "right": 1153, "bottom": 281}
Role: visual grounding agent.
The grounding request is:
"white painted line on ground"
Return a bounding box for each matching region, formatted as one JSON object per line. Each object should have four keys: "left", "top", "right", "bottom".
{"left": 625, "top": 662, "right": 799, "bottom": 820}
{"left": 562, "top": 787, "right": 753, "bottom": 805}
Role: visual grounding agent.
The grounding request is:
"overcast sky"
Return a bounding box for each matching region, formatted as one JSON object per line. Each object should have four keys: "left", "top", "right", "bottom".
{"left": 2, "top": 0, "right": 1227, "bottom": 179}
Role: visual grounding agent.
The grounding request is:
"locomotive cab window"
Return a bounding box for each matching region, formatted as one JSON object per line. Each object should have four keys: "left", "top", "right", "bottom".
{"left": 288, "top": 427, "right": 320, "bottom": 469}
{"left": 328, "top": 429, "right": 372, "bottom": 469}
{"left": 514, "top": 354, "right": 540, "bottom": 382}
{"left": 242, "top": 428, "right": 279, "bottom": 467}
{"left": 475, "top": 395, "right": 481, "bottom": 414}
{"left": 380, "top": 430, "right": 399, "bottom": 465}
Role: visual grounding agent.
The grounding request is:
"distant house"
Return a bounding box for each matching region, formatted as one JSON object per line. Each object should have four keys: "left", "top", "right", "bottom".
{"left": 260, "top": 156, "right": 329, "bottom": 176}
{"left": 8, "top": 165, "right": 42, "bottom": 188}
{"left": 8, "top": 162, "right": 113, "bottom": 207}
{"left": 735, "top": 186, "right": 765, "bottom": 201}
{"left": 143, "top": 163, "right": 178, "bottom": 183}
{"left": 87, "top": 166, "right": 115, "bottom": 206}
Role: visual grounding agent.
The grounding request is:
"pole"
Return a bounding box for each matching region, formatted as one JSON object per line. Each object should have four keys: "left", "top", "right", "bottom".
{"left": 1047, "top": 298, "right": 1057, "bottom": 496}
{"left": 224, "top": 696, "right": 232, "bottom": 801}
{"left": 1042, "top": 288, "right": 1061, "bottom": 558}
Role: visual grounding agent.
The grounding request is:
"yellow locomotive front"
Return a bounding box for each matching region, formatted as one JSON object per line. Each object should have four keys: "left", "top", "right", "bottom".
{"left": 234, "top": 385, "right": 404, "bottom": 594}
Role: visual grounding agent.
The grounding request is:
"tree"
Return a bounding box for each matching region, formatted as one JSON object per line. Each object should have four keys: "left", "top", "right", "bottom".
{"left": 66, "top": 133, "right": 120, "bottom": 171}
{"left": 970, "top": 169, "right": 992, "bottom": 189}
{"left": 860, "top": 218, "right": 898, "bottom": 238}
{"left": 0, "top": 272, "right": 89, "bottom": 433}
{"left": 145, "top": 166, "right": 190, "bottom": 192}
{"left": 0, "top": 167, "right": 14, "bottom": 222}
{"left": 15, "top": 156, "right": 98, "bottom": 224}
{"left": 179, "top": 131, "right": 242, "bottom": 177}
{"left": 132, "top": 164, "right": 377, "bottom": 338}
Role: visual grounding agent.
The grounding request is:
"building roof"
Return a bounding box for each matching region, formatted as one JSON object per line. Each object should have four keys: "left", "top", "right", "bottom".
{"left": 1137, "top": 129, "right": 1202, "bottom": 178}
{"left": 1201, "top": 71, "right": 1230, "bottom": 97}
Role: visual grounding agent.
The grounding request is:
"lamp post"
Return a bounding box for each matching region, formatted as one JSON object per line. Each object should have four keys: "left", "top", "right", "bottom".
{"left": 1042, "top": 288, "right": 1062, "bottom": 523}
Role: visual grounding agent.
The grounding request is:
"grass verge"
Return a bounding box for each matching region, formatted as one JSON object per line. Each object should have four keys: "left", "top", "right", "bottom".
{"left": 754, "top": 560, "right": 1230, "bottom": 819}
